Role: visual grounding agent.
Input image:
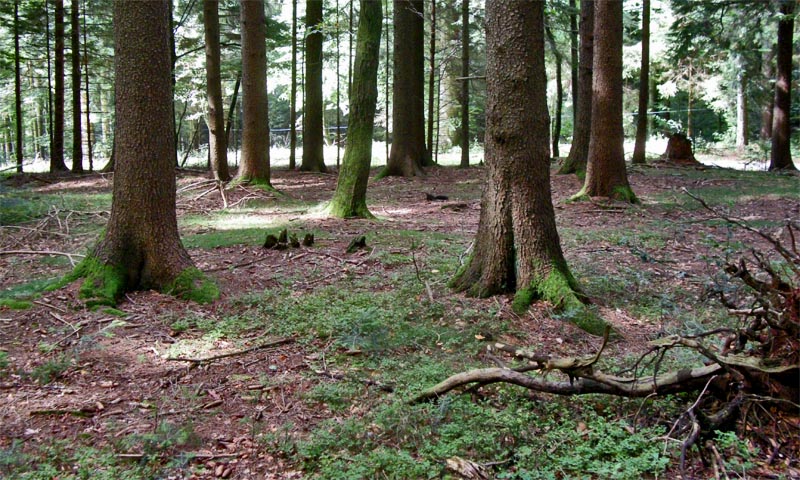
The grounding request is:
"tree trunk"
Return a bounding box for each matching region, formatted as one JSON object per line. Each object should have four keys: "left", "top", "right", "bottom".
{"left": 225, "top": 72, "right": 241, "bottom": 146}
{"left": 558, "top": 0, "right": 593, "bottom": 175}
{"left": 574, "top": 0, "right": 636, "bottom": 203}
{"left": 82, "top": 0, "right": 92, "bottom": 171}
{"left": 450, "top": 0, "right": 602, "bottom": 334}
{"left": 759, "top": 45, "right": 775, "bottom": 141}
{"left": 70, "top": 0, "right": 83, "bottom": 172}
{"left": 52, "top": 0, "right": 68, "bottom": 171}
{"left": 545, "top": 25, "right": 563, "bottom": 159}
{"left": 237, "top": 0, "right": 272, "bottom": 184}
{"left": 631, "top": 0, "right": 649, "bottom": 164}
{"left": 301, "top": 0, "right": 327, "bottom": 172}
{"left": 459, "top": 0, "right": 470, "bottom": 168}
{"left": 736, "top": 71, "right": 748, "bottom": 152}
{"left": 569, "top": 0, "right": 578, "bottom": 127}
{"left": 203, "top": 0, "right": 230, "bottom": 181}
{"left": 329, "top": 0, "right": 382, "bottom": 218}
{"left": 46, "top": 0, "right": 54, "bottom": 163}
{"left": 289, "top": 0, "right": 298, "bottom": 170}
{"left": 426, "top": 0, "right": 436, "bottom": 163}
{"left": 768, "top": 0, "right": 796, "bottom": 171}
{"left": 380, "top": 0, "right": 427, "bottom": 177}
{"left": 14, "top": 0, "right": 23, "bottom": 173}
{"left": 74, "top": 0, "right": 216, "bottom": 306}
{"left": 336, "top": 0, "right": 341, "bottom": 168}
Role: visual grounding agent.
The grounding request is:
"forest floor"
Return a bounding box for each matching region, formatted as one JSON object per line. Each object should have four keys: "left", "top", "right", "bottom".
{"left": 0, "top": 158, "right": 798, "bottom": 479}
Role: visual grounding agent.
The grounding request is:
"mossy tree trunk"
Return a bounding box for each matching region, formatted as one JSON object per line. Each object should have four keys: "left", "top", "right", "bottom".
{"left": 379, "top": 0, "right": 427, "bottom": 178}
{"left": 204, "top": 0, "right": 230, "bottom": 182}
{"left": 573, "top": 0, "right": 636, "bottom": 203}
{"left": 74, "top": 0, "right": 217, "bottom": 306}
{"left": 70, "top": 0, "right": 83, "bottom": 173}
{"left": 237, "top": 0, "right": 272, "bottom": 184}
{"left": 329, "top": 0, "right": 382, "bottom": 218}
{"left": 631, "top": 0, "right": 650, "bottom": 164}
{"left": 301, "top": 0, "right": 327, "bottom": 172}
{"left": 451, "top": 0, "right": 602, "bottom": 335}
{"left": 51, "top": 0, "right": 68, "bottom": 172}
{"left": 768, "top": 0, "right": 796, "bottom": 171}
{"left": 558, "top": 0, "right": 593, "bottom": 175}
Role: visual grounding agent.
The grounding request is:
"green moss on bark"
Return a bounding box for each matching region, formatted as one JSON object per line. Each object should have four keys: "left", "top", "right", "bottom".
{"left": 611, "top": 185, "right": 639, "bottom": 203}
{"left": 165, "top": 267, "right": 220, "bottom": 304}
{"left": 71, "top": 256, "right": 127, "bottom": 307}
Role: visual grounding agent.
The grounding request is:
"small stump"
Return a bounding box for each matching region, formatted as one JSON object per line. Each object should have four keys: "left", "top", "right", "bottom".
{"left": 661, "top": 133, "right": 700, "bottom": 165}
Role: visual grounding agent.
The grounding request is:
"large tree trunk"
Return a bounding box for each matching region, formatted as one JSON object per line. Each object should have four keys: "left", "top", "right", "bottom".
{"left": 301, "top": 0, "right": 327, "bottom": 172}
{"left": 426, "top": 0, "right": 436, "bottom": 163}
{"left": 329, "top": 0, "right": 382, "bottom": 218}
{"left": 545, "top": 25, "right": 563, "bottom": 159}
{"left": 289, "top": 0, "right": 298, "bottom": 170}
{"left": 380, "top": 0, "right": 427, "bottom": 177}
{"left": 52, "top": 0, "right": 67, "bottom": 171}
{"left": 74, "top": 0, "right": 215, "bottom": 306}
{"left": 459, "top": 0, "right": 469, "bottom": 168}
{"left": 70, "top": 0, "right": 83, "bottom": 173}
{"left": 237, "top": 0, "right": 271, "bottom": 184}
{"left": 558, "top": 0, "right": 593, "bottom": 175}
{"left": 574, "top": 0, "right": 636, "bottom": 203}
{"left": 768, "top": 0, "right": 796, "bottom": 171}
{"left": 13, "top": 0, "right": 23, "bottom": 173}
{"left": 203, "top": 0, "right": 230, "bottom": 181}
{"left": 631, "top": 0, "right": 650, "bottom": 164}
{"left": 450, "top": 0, "right": 602, "bottom": 335}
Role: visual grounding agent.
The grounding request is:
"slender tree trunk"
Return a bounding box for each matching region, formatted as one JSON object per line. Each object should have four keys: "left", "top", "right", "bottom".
{"left": 736, "top": 71, "right": 748, "bottom": 152}
{"left": 301, "top": 0, "right": 327, "bottom": 172}
{"left": 336, "top": 0, "right": 342, "bottom": 168}
{"left": 574, "top": 0, "right": 636, "bottom": 203}
{"left": 237, "top": 0, "right": 271, "bottom": 183}
{"left": 225, "top": 72, "right": 241, "bottom": 147}
{"left": 760, "top": 45, "right": 775, "bottom": 141}
{"left": 631, "top": 0, "right": 649, "bottom": 164}
{"left": 558, "top": 0, "right": 593, "bottom": 175}
{"left": 769, "top": 0, "right": 796, "bottom": 171}
{"left": 204, "top": 0, "right": 230, "bottom": 181}
{"left": 53, "top": 0, "right": 69, "bottom": 171}
{"left": 348, "top": 0, "right": 354, "bottom": 95}
{"left": 384, "top": 0, "right": 389, "bottom": 163}
{"left": 70, "top": 0, "right": 83, "bottom": 172}
{"left": 289, "top": 0, "right": 298, "bottom": 169}
{"left": 76, "top": 0, "right": 215, "bottom": 305}
{"left": 82, "top": 0, "right": 92, "bottom": 171}
{"left": 426, "top": 0, "right": 436, "bottom": 162}
{"left": 545, "top": 25, "right": 563, "bottom": 159}
{"left": 329, "top": 0, "right": 382, "bottom": 218}
{"left": 687, "top": 61, "right": 693, "bottom": 138}
{"left": 569, "top": 0, "right": 578, "bottom": 126}
{"left": 46, "top": 0, "right": 54, "bottom": 163}
{"left": 169, "top": 1, "right": 178, "bottom": 165}
{"left": 14, "top": 0, "right": 23, "bottom": 173}
{"left": 459, "top": 0, "right": 470, "bottom": 168}
{"left": 380, "top": 0, "right": 427, "bottom": 177}
{"left": 451, "top": 0, "right": 599, "bottom": 333}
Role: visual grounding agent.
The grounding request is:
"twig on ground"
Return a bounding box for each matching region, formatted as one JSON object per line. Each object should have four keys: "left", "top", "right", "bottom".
{"left": 0, "top": 249, "right": 85, "bottom": 266}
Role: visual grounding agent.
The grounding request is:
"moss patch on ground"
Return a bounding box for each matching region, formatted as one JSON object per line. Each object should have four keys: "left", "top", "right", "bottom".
{"left": 165, "top": 267, "right": 220, "bottom": 304}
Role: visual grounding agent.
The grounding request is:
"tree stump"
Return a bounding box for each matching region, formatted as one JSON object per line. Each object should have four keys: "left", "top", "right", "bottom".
{"left": 661, "top": 133, "right": 700, "bottom": 165}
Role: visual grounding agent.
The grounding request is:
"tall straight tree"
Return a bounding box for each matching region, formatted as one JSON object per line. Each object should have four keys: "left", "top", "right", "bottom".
{"left": 569, "top": 0, "right": 577, "bottom": 125}
{"left": 631, "top": 0, "right": 650, "bottom": 164}
{"left": 379, "top": 0, "right": 427, "bottom": 177}
{"left": 82, "top": 0, "right": 92, "bottom": 171}
{"left": 451, "top": 0, "right": 599, "bottom": 333}
{"left": 573, "top": 0, "right": 636, "bottom": 202}
{"left": 13, "top": 0, "right": 23, "bottom": 173}
{"left": 289, "top": 0, "right": 298, "bottom": 170}
{"left": 203, "top": 0, "right": 230, "bottom": 181}
{"left": 425, "top": 0, "right": 436, "bottom": 161}
{"left": 459, "top": 0, "right": 469, "bottom": 168}
{"left": 70, "top": 0, "right": 82, "bottom": 172}
{"left": 558, "top": 0, "right": 593, "bottom": 175}
{"left": 237, "top": 0, "right": 272, "bottom": 184}
{"left": 545, "top": 25, "right": 563, "bottom": 159}
{"left": 769, "top": 0, "right": 796, "bottom": 171}
{"left": 50, "top": 0, "right": 68, "bottom": 172}
{"left": 301, "top": 0, "right": 327, "bottom": 172}
{"left": 329, "top": 0, "right": 382, "bottom": 218}
{"left": 73, "top": 0, "right": 216, "bottom": 305}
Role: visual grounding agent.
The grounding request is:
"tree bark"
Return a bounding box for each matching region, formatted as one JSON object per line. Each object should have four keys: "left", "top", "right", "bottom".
{"left": 545, "top": 25, "right": 563, "bottom": 159}
{"left": 301, "top": 0, "right": 327, "bottom": 172}
{"left": 450, "top": 0, "right": 601, "bottom": 334}
{"left": 426, "top": 0, "right": 436, "bottom": 163}
{"left": 329, "top": 0, "right": 382, "bottom": 218}
{"left": 736, "top": 70, "right": 748, "bottom": 151}
{"left": 380, "top": 0, "right": 427, "bottom": 177}
{"left": 225, "top": 72, "right": 241, "bottom": 146}
{"left": 459, "top": 0, "right": 469, "bottom": 168}
{"left": 203, "top": 0, "right": 230, "bottom": 181}
{"left": 70, "top": 0, "right": 83, "bottom": 172}
{"left": 82, "top": 0, "right": 92, "bottom": 171}
{"left": 631, "top": 0, "right": 650, "bottom": 164}
{"left": 45, "top": 0, "right": 54, "bottom": 164}
{"left": 74, "top": 0, "right": 215, "bottom": 305}
{"left": 569, "top": 0, "right": 578, "bottom": 127}
{"left": 759, "top": 44, "right": 775, "bottom": 141}
{"left": 237, "top": 0, "right": 272, "bottom": 184}
{"left": 289, "top": 0, "right": 298, "bottom": 170}
{"left": 768, "top": 0, "right": 796, "bottom": 171}
{"left": 574, "top": 0, "right": 636, "bottom": 203}
{"left": 53, "top": 0, "right": 68, "bottom": 171}
{"left": 13, "top": 0, "right": 23, "bottom": 173}
{"left": 558, "top": 0, "right": 593, "bottom": 175}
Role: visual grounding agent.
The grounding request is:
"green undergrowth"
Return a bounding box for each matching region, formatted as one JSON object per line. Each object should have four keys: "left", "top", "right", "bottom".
{"left": 0, "top": 189, "right": 111, "bottom": 225}
{"left": 0, "top": 277, "right": 67, "bottom": 307}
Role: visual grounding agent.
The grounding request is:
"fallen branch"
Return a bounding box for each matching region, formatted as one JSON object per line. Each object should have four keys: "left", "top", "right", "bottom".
{"left": 0, "top": 249, "right": 85, "bottom": 266}
{"left": 165, "top": 337, "right": 294, "bottom": 364}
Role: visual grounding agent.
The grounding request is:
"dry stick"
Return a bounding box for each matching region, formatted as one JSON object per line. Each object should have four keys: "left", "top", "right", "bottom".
{"left": 165, "top": 337, "right": 294, "bottom": 364}
{"left": 0, "top": 250, "right": 85, "bottom": 267}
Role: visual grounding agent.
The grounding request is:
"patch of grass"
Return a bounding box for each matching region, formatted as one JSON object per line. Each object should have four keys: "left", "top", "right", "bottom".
{"left": 0, "top": 351, "right": 8, "bottom": 371}
{"left": 0, "top": 191, "right": 111, "bottom": 225}
{"left": 0, "top": 298, "right": 32, "bottom": 309}
{"left": 182, "top": 227, "right": 272, "bottom": 249}
{"left": 30, "top": 354, "right": 72, "bottom": 384}
{"left": 0, "top": 277, "right": 65, "bottom": 303}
